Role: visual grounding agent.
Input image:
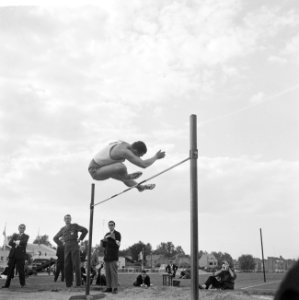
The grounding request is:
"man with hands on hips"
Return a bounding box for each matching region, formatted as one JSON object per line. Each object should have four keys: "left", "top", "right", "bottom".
{"left": 54, "top": 214, "right": 88, "bottom": 288}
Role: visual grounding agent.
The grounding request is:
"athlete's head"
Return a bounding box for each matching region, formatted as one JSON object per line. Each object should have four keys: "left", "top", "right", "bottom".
{"left": 131, "top": 141, "right": 147, "bottom": 157}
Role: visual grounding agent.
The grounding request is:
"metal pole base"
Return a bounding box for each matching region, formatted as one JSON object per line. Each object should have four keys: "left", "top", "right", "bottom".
{"left": 69, "top": 294, "right": 105, "bottom": 300}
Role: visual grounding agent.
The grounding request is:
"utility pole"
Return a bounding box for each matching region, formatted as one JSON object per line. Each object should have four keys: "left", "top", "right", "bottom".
{"left": 260, "top": 228, "right": 266, "bottom": 282}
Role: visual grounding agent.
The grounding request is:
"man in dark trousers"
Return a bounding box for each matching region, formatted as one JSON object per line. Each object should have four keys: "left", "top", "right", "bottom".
{"left": 53, "top": 214, "right": 88, "bottom": 288}
{"left": 2, "top": 224, "right": 29, "bottom": 288}
{"left": 100, "top": 220, "right": 121, "bottom": 294}
{"left": 166, "top": 260, "right": 178, "bottom": 278}
{"left": 54, "top": 237, "right": 65, "bottom": 282}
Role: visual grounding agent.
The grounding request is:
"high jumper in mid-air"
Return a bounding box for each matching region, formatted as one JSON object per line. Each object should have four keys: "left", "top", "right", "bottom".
{"left": 88, "top": 140, "right": 165, "bottom": 192}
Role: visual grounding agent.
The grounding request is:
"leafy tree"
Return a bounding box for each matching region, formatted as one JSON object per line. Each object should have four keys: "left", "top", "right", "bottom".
{"left": 175, "top": 245, "right": 185, "bottom": 256}
{"left": 238, "top": 254, "right": 255, "bottom": 271}
{"left": 153, "top": 242, "right": 186, "bottom": 258}
{"left": 118, "top": 248, "right": 129, "bottom": 257}
{"left": 154, "top": 242, "right": 175, "bottom": 257}
{"left": 33, "top": 234, "right": 52, "bottom": 247}
{"left": 198, "top": 250, "right": 207, "bottom": 257}
{"left": 128, "top": 241, "right": 152, "bottom": 262}
{"left": 211, "top": 251, "right": 234, "bottom": 267}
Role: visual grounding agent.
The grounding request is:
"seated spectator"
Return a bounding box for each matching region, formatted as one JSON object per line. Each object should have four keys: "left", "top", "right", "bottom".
{"left": 165, "top": 260, "right": 178, "bottom": 278}
{"left": 133, "top": 270, "right": 151, "bottom": 288}
{"left": 95, "top": 263, "right": 107, "bottom": 286}
{"left": 0, "top": 266, "right": 12, "bottom": 280}
{"left": 274, "top": 261, "right": 299, "bottom": 300}
{"left": 199, "top": 260, "right": 236, "bottom": 290}
{"left": 80, "top": 243, "right": 87, "bottom": 263}
{"left": 81, "top": 261, "right": 96, "bottom": 285}
{"left": 179, "top": 268, "right": 191, "bottom": 279}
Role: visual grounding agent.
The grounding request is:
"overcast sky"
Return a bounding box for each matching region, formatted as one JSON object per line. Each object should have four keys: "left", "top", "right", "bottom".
{"left": 1, "top": 0, "right": 298, "bottom": 260}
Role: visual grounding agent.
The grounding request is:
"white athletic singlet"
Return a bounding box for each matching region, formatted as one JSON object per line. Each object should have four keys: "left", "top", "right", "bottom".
{"left": 93, "top": 141, "right": 125, "bottom": 166}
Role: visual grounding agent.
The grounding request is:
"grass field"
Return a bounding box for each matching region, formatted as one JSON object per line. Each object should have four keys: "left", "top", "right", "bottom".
{"left": 0, "top": 271, "right": 284, "bottom": 300}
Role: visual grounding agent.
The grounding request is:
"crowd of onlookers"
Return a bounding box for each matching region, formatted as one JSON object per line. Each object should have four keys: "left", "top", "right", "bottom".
{"left": 0, "top": 215, "right": 118, "bottom": 293}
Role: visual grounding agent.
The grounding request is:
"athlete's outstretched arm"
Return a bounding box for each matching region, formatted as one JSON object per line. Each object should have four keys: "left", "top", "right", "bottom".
{"left": 125, "top": 149, "right": 165, "bottom": 168}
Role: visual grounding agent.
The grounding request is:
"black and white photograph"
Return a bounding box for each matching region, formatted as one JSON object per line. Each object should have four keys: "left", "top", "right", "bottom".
{"left": 0, "top": 0, "right": 298, "bottom": 299}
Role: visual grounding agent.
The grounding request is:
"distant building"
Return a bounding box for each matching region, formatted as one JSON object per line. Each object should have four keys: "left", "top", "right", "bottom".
{"left": 27, "top": 244, "right": 57, "bottom": 259}
{"left": 118, "top": 256, "right": 125, "bottom": 269}
{"left": 250, "top": 257, "right": 296, "bottom": 273}
{"left": 174, "top": 255, "right": 191, "bottom": 268}
{"left": 265, "top": 256, "right": 296, "bottom": 273}
{"left": 198, "top": 253, "right": 218, "bottom": 270}
{"left": 145, "top": 254, "right": 169, "bottom": 268}
{"left": 254, "top": 258, "right": 263, "bottom": 272}
{"left": 267, "top": 257, "right": 285, "bottom": 272}
{"left": 1, "top": 243, "right": 57, "bottom": 268}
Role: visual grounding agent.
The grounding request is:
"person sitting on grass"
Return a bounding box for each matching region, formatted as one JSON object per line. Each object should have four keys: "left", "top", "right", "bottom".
{"left": 133, "top": 270, "right": 151, "bottom": 288}
{"left": 199, "top": 260, "right": 236, "bottom": 290}
{"left": 95, "top": 263, "right": 107, "bottom": 286}
{"left": 179, "top": 268, "right": 191, "bottom": 279}
{"left": 81, "top": 261, "right": 96, "bottom": 285}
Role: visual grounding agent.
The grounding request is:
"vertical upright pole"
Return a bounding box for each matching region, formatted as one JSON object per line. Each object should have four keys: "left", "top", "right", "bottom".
{"left": 260, "top": 228, "right": 266, "bottom": 282}
{"left": 142, "top": 247, "right": 145, "bottom": 270}
{"left": 151, "top": 252, "right": 153, "bottom": 269}
{"left": 190, "top": 114, "right": 199, "bottom": 300}
{"left": 86, "top": 183, "right": 95, "bottom": 296}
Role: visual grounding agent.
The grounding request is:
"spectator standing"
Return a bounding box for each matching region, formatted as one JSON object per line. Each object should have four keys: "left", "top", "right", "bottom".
{"left": 166, "top": 261, "right": 178, "bottom": 278}
{"left": 54, "top": 238, "right": 65, "bottom": 282}
{"left": 53, "top": 214, "right": 88, "bottom": 288}
{"left": 100, "top": 220, "right": 121, "bottom": 294}
{"left": 2, "top": 224, "right": 29, "bottom": 288}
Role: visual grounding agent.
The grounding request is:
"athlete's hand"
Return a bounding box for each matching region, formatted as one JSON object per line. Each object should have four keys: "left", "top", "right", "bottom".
{"left": 155, "top": 150, "right": 166, "bottom": 159}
